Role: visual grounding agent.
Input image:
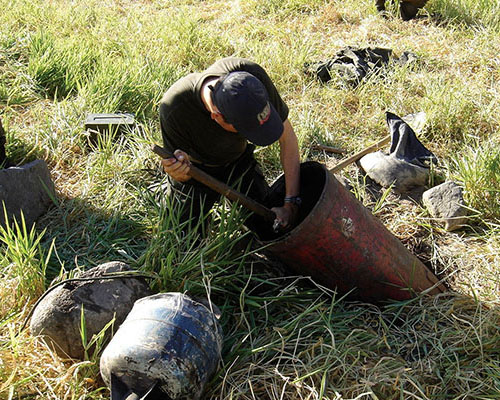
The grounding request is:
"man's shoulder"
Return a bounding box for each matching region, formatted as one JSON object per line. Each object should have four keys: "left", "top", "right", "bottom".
{"left": 206, "top": 57, "right": 266, "bottom": 76}
{"left": 160, "top": 72, "right": 200, "bottom": 107}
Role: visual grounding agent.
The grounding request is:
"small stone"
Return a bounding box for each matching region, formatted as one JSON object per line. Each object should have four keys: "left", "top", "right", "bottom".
{"left": 30, "top": 261, "right": 153, "bottom": 359}
{"left": 0, "top": 159, "right": 55, "bottom": 228}
{"left": 422, "top": 181, "right": 469, "bottom": 231}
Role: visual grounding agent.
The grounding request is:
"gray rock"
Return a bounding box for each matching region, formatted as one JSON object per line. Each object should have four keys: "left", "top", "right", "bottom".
{"left": 30, "top": 261, "right": 153, "bottom": 360}
{"left": 359, "top": 151, "right": 429, "bottom": 193}
{"left": 0, "top": 159, "right": 55, "bottom": 228}
{"left": 422, "top": 181, "right": 469, "bottom": 231}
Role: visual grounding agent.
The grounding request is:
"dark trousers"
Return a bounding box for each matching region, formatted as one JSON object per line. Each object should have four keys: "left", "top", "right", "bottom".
{"left": 0, "top": 119, "right": 6, "bottom": 166}
{"left": 165, "top": 144, "right": 272, "bottom": 234}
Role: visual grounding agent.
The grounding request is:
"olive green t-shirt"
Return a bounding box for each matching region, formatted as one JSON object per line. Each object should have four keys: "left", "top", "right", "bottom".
{"left": 159, "top": 57, "right": 289, "bottom": 166}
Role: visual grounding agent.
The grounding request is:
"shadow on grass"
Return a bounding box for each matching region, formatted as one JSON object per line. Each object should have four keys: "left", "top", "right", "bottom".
{"left": 35, "top": 194, "right": 149, "bottom": 282}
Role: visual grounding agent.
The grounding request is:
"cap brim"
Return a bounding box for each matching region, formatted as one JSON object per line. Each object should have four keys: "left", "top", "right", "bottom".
{"left": 234, "top": 104, "right": 284, "bottom": 146}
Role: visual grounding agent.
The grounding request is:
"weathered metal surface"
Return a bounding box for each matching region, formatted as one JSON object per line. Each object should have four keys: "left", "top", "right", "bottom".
{"left": 100, "top": 293, "right": 223, "bottom": 400}
{"left": 84, "top": 113, "right": 135, "bottom": 145}
{"left": 261, "top": 162, "right": 445, "bottom": 302}
{"left": 84, "top": 113, "right": 135, "bottom": 133}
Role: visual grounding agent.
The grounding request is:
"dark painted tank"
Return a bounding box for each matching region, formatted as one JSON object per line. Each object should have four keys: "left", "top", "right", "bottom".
{"left": 256, "top": 162, "right": 445, "bottom": 302}
{"left": 100, "top": 293, "right": 223, "bottom": 400}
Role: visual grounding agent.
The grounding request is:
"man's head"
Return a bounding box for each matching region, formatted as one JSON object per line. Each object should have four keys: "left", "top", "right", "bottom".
{"left": 210, "top": 72, "right": 284, "bottom": 146}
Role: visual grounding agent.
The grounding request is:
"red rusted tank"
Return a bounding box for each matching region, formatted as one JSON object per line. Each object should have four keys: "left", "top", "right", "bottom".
{"left": 258, "top": 162, "right": 445, "bottom": 302}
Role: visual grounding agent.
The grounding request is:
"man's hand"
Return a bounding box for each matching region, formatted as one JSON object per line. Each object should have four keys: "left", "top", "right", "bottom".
{"left": 161, "top": 149, "right": 191, "bottom": 182}
{"left": 271, "top": 202, "right": 299, "bottom": 231}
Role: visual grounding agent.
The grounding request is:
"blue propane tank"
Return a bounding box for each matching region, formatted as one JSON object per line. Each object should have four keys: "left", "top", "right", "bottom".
{"left": 100, "top": 292, "right": 223, "bottom": 400}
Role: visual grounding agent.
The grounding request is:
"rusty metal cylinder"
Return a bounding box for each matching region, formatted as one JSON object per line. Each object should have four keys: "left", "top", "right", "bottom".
{"left": 260, "top": 162, "right": 444, "bottom": 302}
{"left": 100, "top": 292, "right": 223, "bottom": 400}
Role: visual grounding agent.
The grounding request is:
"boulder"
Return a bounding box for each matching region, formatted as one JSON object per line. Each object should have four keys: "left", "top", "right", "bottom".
{"left": 422, "top": 181, "right": 469, "bottom": 231}
{"left": 30, "top": 261, "right": 153, "bottom": 360}
{"left": 0, "top": 159, "right": 55, "bottom": 228}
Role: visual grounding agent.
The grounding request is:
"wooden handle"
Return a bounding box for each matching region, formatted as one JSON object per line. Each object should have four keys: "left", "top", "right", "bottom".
{"left": 152, "top": 144, "right": 276, "bottom": 223}
{"left": 329, "top": 134, "right": 391, "bottom": 173}
{"left": 312, "top": 144, "right": 346, "bottom": 155}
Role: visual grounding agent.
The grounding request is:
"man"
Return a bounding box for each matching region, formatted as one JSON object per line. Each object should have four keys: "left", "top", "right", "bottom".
{"left": 158, "top": 57, "right": 301, "bottom": 233}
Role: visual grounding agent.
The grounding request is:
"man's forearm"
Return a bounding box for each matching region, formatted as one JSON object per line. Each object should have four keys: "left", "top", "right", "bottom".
{"left": 279, "top": 119, "right": 301, "bottom": 198}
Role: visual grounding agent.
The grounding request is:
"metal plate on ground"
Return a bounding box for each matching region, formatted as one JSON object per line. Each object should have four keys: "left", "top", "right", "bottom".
{"left": 85, "top": 113, "right": 135, "bottom": 133}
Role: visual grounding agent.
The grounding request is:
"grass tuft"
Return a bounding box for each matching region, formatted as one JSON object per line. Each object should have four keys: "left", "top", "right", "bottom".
{"left": 450, "top": 139, "right": 500, "bottom": 223}
{"left": 0, "top": 209, "right": 53, "bottom": 306}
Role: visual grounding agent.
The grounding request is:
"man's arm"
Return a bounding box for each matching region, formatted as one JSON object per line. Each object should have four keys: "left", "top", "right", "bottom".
{"left": 271, "top": 119, "right": 301, "bottom": 228}
{"left": 279, "top": 119, "right": 300, "bottom": 197}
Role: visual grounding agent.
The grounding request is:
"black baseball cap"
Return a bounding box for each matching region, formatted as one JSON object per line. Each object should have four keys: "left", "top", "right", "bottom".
{"left": 210, "top": 71, "right": 284, "bottom": 146}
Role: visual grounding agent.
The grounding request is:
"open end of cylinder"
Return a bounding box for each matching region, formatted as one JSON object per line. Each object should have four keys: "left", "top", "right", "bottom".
{"left": 251, "top": 162, "right": 327, "bottom": 241}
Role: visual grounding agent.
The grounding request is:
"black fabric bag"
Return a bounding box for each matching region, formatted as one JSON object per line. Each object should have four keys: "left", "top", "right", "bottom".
{"left": 386, "top": 111, "right": 437, "bottom": 167}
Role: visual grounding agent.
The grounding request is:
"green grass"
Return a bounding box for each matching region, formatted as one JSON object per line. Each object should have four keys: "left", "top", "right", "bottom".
{"left": 0, "top": 210, "right": 54, "bottom": 304}
{"left": 450, "top": 139, "right": 500, "bottom": 222}
{"left": 431, "top": 0, "right": 500, "bottom": 29}
{"left": 1, "top": 0, "right": 499, "bottom": 398}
